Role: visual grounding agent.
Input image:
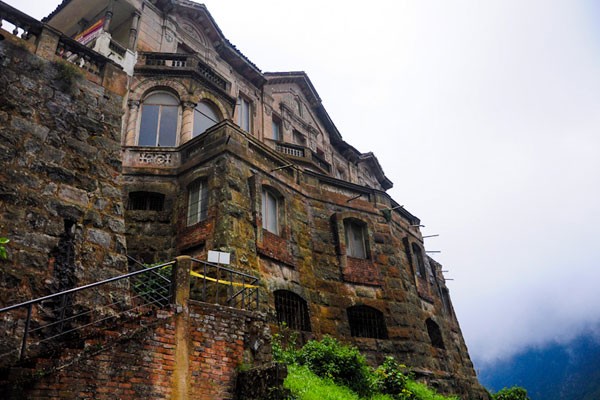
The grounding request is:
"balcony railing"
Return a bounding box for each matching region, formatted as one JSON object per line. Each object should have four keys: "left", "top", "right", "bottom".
{"left": 275, "top": 142, "right": 331, "bottom": 173}
{"left": 137, "top": 52, "right": 229, "bottom": 91}
{"left": 276, "top": 142, "right": 305, "bottom": 158}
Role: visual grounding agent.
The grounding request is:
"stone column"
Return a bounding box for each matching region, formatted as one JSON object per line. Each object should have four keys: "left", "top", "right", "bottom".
{"left": 35, "top": 26, "right": 60, "bottom": 59}
{"left": 125, "top": 100, "right": 140, "bottom": 146}
{"left": 103, "top": 0, "right": 114, "bottom": 32}
{"left": 180, "top": 101, "right": 195, "bottom": 145}
{"left": 128, "top": 11, "right": 141, "bottom": 50}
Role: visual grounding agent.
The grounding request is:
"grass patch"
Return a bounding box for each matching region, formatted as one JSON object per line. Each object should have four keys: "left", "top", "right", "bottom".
{"left": 285, "top": 364, "right": 394, "bottom": 400}
{"left": 406, "top": 380, "right": 459, "bottom": 400}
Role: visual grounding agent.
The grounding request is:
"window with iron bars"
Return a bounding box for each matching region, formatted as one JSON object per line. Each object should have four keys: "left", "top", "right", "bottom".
{"left": 347, "top": 305, "right": 388, "bottom": 339}
{"left": 128, "top": 191, "right": 165, "bottom": 211}
{"left": 274, "top": 290, "right": 311, "bottom": 332}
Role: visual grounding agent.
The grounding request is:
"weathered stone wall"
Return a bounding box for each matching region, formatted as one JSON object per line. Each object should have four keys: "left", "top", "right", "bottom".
{"left": 0, "top": 33, "right": 128, "bottom": 307}
{"left": 159, "top": 128, "right": 488, "bottom": 398}
{"left": 2, "top": 303, "right": 271, "bottom": 400}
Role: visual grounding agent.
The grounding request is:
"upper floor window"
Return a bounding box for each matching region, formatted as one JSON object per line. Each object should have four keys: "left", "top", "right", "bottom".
{"left": 426, "top": 318, "right": 445, "bottom": 349}
{"left": 272, "top": 117, "right": 282, "bottom": 141}
{"left": 127, "top": 191, "right": 165, "bottom": 211}
{"left": 138, "top": 92, "right": 179, "bottom": 147}
{"left": 262, "top": 188, "right": 281, "bottom": 235}
{"left": 347, "top": 305, "right": 388, "bottom": 339}
{"left": 193, "top": 101, "right": 221, "bottom": 137}
{"left": 274, "top": 290, "right": 311, "bottom": 331}
{"left": 237, "top": 96, "right": 251, "bottom": 132}
{"left": 344, "top": 219, "right": 367, "bottom": 259}
{"left": 295, "top": 98, "right": 303, "bottom": 117}
{"left": 187, "top": 179, "right": 208, "bottom": 225}
{"left": 412, "top": 243, "right": 427, "bottom": 278}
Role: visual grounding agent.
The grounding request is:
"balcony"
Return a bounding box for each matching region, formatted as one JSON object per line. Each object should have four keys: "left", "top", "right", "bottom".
{"left": 275, "top": 142, "right": 331, "bottom": 174}
{"left": 136, "top": 52, "right": 230, "bottom": 93}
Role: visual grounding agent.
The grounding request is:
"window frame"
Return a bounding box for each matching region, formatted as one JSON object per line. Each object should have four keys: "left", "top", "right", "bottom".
{"left": 237, "top": 96, "right": 251, "bottom": 132}
{"left": 347, "top": 305, "right": 388, "bottom": 339}
{"left": 274, "top": 290, "right": 311, "bottom": 332}
{"left": 187, "top": 178, "right": 209, "bottom": 226}
{"left": 412, "top": 243, "right": 427, "bottom": 278}
{"left": 261, "top": 188, "right": 281, "bottom": 235}
{"left": 193, "top": 100, "right": 221, "bottom": 137}
{"left": 344, "top": 219, "right": 368, "bottom": 259}
{"left": 272, "top": 116, "right": 282, "bottom": 141}
{"left": 127, "top": 191, "right": 165, "bottom": 211}
{"left": 138, "top": 91, "right": 180, "bottom": 147}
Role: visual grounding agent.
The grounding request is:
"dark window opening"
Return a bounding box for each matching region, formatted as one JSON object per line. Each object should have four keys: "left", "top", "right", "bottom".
{"left": 426, "top": 318, "right": 445, "bottom": 349}
{"left": 412, "top": 243, "right": 427, "bottom": 278}
{"left": 347, "top": 305, "right": 388, "bottom": 339}
{"left": 274, "top": 290, "right": 311, "bottom": 332}
{"left": 128, "top": 191, "right": 165, "bottom": 211}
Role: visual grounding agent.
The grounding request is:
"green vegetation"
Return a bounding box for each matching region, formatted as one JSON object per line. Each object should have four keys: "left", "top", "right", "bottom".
{"left": 53, "top": 60, "right": 83, "bottom": 92}
{"left": 491, "top": 387, "right": 530, "bottom": 400}
{"left": 0, "top": 237, "right": 9, "bottom": 259}
{"left": 274, "top": 333, "right": 458, "bottom": 400}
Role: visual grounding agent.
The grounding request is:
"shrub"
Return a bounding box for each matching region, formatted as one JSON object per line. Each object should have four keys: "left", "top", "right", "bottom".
{"left": 374, "top": 357, "right": 415, "bottom": 399}
{"left": 492, "top": 387, "right": 530, "bottom": 400}
{"left": 272, "top": 326, "right": 300, "bottom": 365}
{"left": 296, "top": 336, "right": 373, "bottom": 396}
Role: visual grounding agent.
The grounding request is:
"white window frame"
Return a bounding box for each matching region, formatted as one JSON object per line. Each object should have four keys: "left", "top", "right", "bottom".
{"left": 187, "top": 179, "right": 208, "bottom": 226}
{"left": 261, "top": 189, "right": 280, "bottom": 235}
{"left": 138, "top": 91, "right": 180, "bottom": 147}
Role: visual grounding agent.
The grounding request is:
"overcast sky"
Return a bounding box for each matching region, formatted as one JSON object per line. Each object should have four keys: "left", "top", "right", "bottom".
{"left": 5, "top": 0, "right": 600, "bottom": 367}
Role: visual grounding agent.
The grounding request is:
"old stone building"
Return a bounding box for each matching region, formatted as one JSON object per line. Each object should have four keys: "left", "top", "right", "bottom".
{"left": 0, "top": 0, "right": 488, "bottom": 398}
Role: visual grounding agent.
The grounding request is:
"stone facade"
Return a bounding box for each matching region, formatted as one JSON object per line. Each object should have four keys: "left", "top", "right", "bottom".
{"left": 0, "top": 1, "right": 489, "bottom": 399}
{"left": 0, "top": 23, "right": 127, "bottom": 310}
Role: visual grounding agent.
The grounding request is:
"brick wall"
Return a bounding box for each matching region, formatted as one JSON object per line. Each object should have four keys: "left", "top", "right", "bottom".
{"left": 4, "top": 303, "right": 271, "bottom": 399}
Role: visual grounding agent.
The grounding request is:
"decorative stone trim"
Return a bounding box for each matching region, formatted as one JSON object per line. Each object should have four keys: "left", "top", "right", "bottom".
{"left": 139, "top": 152, "right": 172, "bottom": 165}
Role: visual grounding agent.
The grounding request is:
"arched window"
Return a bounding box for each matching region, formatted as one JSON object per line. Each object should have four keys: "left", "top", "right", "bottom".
{"left": 347, "top": 305, "right": 388, "bottom": 339}
{"left": 344, "top": 219, "right": 367, "bottom": 259}
{"left": 187, "top": 178, "right": 208, "bottom": 225}
{"left": 262, "top": 187, "right": 282, "bottom": 235}
{"left": 193, "top": 101, "right": 221, "bottom": 137}
{"left": 138, "top": 92, "right": 179, "bottom": 147}
{"left": 426, "top": 318, "right": 445, "bottom": 349}
{"left": 274, "top": 290, "right": 311, "bottom": 331}
{"left": 412, "top": 243, "right": 427, "bottom": 278}
{"left": 127, "top": 191, "right": 165, "bottom": 211}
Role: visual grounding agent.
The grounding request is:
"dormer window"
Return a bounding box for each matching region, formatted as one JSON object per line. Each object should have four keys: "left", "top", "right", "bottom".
{"left": 138, "top": 92, "right": 179, "bottom": 147}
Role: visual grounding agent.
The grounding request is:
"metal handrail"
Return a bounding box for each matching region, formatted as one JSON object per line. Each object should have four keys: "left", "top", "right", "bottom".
{"left": 190, "top": 258, "right": 260, "bottom": 311}
{"left": 0, "top": 261, "right": 174, "bottom": 314}
{"left": 0, "top": 260, "right": 175, "bottom": 363}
